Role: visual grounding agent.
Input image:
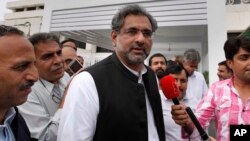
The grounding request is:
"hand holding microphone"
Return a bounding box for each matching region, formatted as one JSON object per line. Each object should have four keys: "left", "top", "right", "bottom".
{"left": 160, "top": 75, "right": 209, "bottom": 141}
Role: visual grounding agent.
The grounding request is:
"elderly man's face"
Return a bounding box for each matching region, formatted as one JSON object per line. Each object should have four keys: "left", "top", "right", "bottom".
{"left": 0, "top": 34, "right": 38, "bottom": 108}
{"left": 34, "top": 41, "right": 65, "bottom": 83}
{"left": 111, "top": 15, "right": 153, "bottom": 71}
{"left": 183, "top": 60, "right": 198, "bottom": 76}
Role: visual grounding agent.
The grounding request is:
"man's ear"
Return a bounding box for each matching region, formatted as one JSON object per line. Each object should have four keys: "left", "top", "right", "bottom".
{"left": 227, "top": 60, "right": 233, "bottom": 69}
{"left": 111, "top": 31, "right": 117, "bottom": 47}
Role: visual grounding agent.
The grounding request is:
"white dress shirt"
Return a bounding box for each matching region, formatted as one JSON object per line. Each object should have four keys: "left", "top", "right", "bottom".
{"left": 186, "top": 71, "right": 208, "bottom": 108}
{"left": 58, "top": 67, "right": 160, "bottom": 141}
{"left": 160, "top": 90, "right": 196, "bottom": 141}
{"left": 18, "top": 73, "right": 70, "bottom": 141}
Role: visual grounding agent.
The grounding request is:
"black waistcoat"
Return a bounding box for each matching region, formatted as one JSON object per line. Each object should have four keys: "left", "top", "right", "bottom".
{"left": 86, "top": 53, "right": 165, "bottom": 141}
{"left": 11, "top": 107, "right": 37, "bottom": 141}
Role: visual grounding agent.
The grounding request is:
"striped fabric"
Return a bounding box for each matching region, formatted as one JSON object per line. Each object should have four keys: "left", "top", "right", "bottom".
{"left": 194, "top": 78, "right": 250, "bottom": 141}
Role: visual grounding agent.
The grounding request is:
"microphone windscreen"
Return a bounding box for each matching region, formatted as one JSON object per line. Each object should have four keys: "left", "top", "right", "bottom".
{"left": 159, "top": 75, "right": 180, "bottom": 99}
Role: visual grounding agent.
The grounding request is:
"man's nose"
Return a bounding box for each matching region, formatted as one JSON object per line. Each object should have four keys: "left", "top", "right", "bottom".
{"left": 27, "top": 65, "right": 39, "bottom": 82}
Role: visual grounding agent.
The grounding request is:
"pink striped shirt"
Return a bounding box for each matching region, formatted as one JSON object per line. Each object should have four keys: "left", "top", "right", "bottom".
{"left": 191, "top": 78, "right": 250, "bottom": 141}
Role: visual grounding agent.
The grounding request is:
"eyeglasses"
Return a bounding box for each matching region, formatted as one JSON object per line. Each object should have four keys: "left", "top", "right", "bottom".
{"left": 121, "top": 28, "right": 154, "bottom": 39}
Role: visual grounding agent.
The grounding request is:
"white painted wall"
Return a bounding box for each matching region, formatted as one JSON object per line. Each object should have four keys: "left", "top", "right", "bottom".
{"left": 42, "top": 0, "right": 148, "bottom": 31}
{"left": 43, "top": 0, "right": 227, "bottom": 84}
{"left": 77, "top": 48, "right": 111, "bottom": 68}
{"left": 207, "top": 0, "right": 227, "bottom": 85}
{"left": 227, "top": 4, "right": 250, "bottom": 32}
{"left": 5, "top": 17, "right": 42, "bottom": 36}
{"left": 4, "top": 0, "right": 44, "bottom": 36}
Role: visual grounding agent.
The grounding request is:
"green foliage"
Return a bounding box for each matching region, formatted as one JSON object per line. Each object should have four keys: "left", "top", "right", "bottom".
{"left": 203, "top": 71, "right": 209, "bottom": 85}
{"left": 238, "top": 26, "right": 250, "bottom": 38}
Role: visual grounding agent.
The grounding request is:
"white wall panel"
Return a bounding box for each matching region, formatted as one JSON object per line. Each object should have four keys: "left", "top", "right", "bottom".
{"left": 49, "top": 0, "right": 207, "bottom": 32}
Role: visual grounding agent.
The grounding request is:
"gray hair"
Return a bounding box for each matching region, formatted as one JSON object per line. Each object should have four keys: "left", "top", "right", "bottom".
{"left": 28, "top": 32, "right": 60, "bottom": 50}
{"left": 183, "top": 49, "right": 200, "bottom": 63}
{"left": 0, "top": 25, "right": 24, "bottom": 37}
{"left": 111, "top": 4, "right": 158, "bottom": 33}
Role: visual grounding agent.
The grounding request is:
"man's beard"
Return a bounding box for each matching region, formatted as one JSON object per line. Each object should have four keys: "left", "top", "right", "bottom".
{"left": 125, "top": 48, "right": 148, "bottom": 64}
{"left": 156, "top": 69, "right": 165, "bottom": 79}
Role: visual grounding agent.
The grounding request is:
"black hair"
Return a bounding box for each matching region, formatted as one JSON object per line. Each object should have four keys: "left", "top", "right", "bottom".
{"left": 224, "top": 37, "right": 250, "bottom": 60}
{"left": 111, "top": 4, "right": 158, "bottom": 33}
{"left": 148, "top": 53, "right": 167, "bottom": 66}
{"left": 61, "top": 38, "right": 78, "bottom": 51}
{"left": 158, "top": 64, "right": 188, "bottom": 79}
{"left": 218, "top": 60, "right": 232, "bottom": 73}
{"left": 28, "top": 32, "right": 60, "bottom": 50}
{"left": 0, "top": 25, "right": 24, "bottom": 37}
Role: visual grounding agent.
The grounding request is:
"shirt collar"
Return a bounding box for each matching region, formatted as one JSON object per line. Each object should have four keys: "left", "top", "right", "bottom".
{"left": 121, "top": 63, "right": 147, "bottom": 83}
{"left": 1, "top": 108, "right": 16, "bottom": 127}
{"left": 227, "top": 76, "right": 241, "bottom": 96}
{"left": 39, "top": 79, "right": 55, "bottom": 93}
{"left": 189, "top": 71, "right": 196, "bottom": 78}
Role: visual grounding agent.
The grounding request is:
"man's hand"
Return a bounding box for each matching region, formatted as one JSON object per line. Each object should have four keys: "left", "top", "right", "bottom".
{"left": 171, "top": 104, "right": 193, "bottom": 127}
{"left": 209, "top": 136, "right": 217, "bottom": 141}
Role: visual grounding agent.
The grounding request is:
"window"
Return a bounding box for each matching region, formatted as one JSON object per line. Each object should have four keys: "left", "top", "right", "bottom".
{"left": 38, "top": 6, "right": 44, "bottom": 10}
{"left": 27, "top": 7, "right": 36, "bottom": 11}
{"left": 16, "top": 8, "right": 24, "bottom": 12}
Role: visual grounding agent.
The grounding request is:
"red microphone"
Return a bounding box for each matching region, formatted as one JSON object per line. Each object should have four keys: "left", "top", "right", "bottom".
{"left": 159, "top": 75, "right": 180, "bottom": 105}
{"left": 160, "top": 75, "right": 209, "bottom": 140}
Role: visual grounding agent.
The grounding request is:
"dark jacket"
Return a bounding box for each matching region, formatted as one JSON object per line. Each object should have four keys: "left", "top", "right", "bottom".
{"left": 86, "top": 53, "right": 165, "bottom": 141}
{"left": 11, "top": 107, "right": 37, "bottom": 141}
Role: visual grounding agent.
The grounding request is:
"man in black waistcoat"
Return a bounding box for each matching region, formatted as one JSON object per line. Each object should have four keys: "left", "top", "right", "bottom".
{"left": 0, "top": 25, "right": 39, "bottom": 141}
{"left": 58, "top": 4, "right": 165, "bottom": 141}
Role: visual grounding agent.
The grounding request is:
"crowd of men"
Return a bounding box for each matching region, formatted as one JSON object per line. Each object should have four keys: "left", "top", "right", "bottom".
{"left": 0, "top": 4, "right": 248, "bottom": 141}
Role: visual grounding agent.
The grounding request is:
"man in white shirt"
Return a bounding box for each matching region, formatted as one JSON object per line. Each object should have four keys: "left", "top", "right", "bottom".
{"left": 18, "top": 33, "right": 70, "bottom": 141}
{"left": 58, "top": 4, "right": 165, "bottom": 141}
{"left": 160, "top": 64, "right": 195, "bottom": 141}
{"left": 182, "top": 49, "right": 208, "bottom": 107}
{"left": 149, "top": 57, "right": 194, "bottom": 141}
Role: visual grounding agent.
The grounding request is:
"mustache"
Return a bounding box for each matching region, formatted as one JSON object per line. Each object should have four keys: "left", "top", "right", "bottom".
{"left": 20, "top": 81, "right": 35, "bottom": 90}
{"left": 131, "top": 44, "right": 146, "bottom": 50}
{"left": 156, "top": 68, "right": 165, "bottom": 73}
{"left": 51, "top": 64, "right": 63, "bottom": 71}
{"left": 130, "top": 45, "right": 149, "bottom": 56}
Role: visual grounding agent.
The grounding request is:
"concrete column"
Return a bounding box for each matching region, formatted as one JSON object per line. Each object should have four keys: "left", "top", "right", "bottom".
{"left": 207, "top": 0, "right": 227, "bottom": 85}
{"left": 85, "top": 43, "right": 97, "bottom": 53}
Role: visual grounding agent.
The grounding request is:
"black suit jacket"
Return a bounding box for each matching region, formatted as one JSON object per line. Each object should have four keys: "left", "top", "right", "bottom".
{"left": 11, "top": 107, "right": 37, "bottom": 141}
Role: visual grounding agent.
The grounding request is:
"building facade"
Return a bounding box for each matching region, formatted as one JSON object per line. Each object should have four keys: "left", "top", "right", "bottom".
{"left": 4, "top": 0, "right": 44, "bottom": 36}
{"left": 3, "top": 0, "right": 250, "bottom": 84}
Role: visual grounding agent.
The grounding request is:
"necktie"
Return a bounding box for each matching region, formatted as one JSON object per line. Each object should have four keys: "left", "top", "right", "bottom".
{"left": 52, "top": 84, "right": 62, "bottom": 103}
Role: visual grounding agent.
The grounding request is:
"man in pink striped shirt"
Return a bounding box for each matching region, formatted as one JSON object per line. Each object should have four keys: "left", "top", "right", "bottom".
{"left": 171, "top": 36, "right": 250, "bottom": 141}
